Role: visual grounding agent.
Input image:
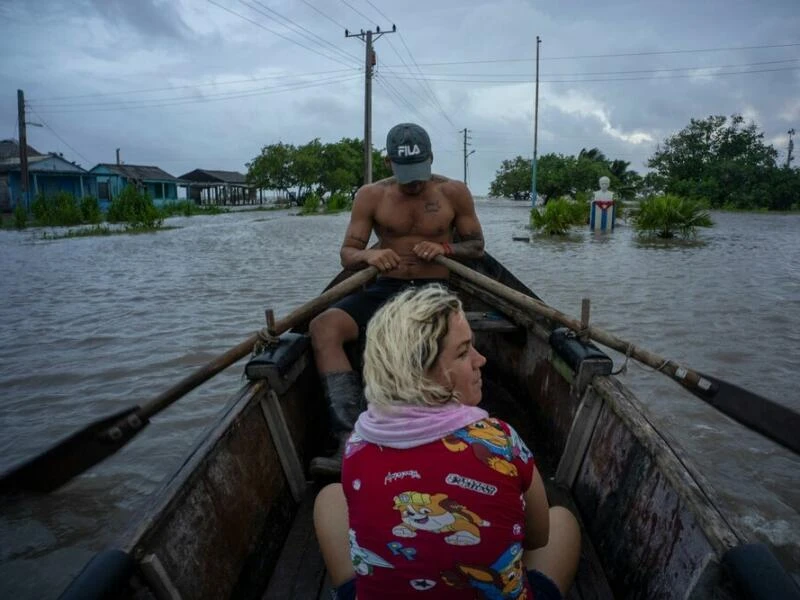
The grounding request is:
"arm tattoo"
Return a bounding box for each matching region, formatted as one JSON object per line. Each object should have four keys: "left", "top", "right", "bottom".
{"left": 451, "top": 232, "right": 484, "bottom": 258}
{"left": 345, "top": 235, "right": 368, "bottom": 249}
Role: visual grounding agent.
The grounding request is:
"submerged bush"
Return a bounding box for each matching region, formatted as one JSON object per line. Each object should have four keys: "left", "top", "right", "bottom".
{"left": 31, "top": 191, "right": 83, "bottom": 226}
{"left": 530, "top": 197, "right": 586, "bottom": 235}
{"left": 80, "top": 196, "right": 102, "bottom": 224}
{"left": 107, "top": 184, "right": 163, "bottom": 229}
{"left": 300, "top": 192, "right": 321, "bottom": 215}
{"left": 159, "top": 201, "right": 228, "bottom": 217}
{"left": 633, "top": 194, "right": 713, "bottom": 238}
{"left": 326, "top": 192, "right": 350, "bottom": 212}
{"left": 14, "top": 203, "right": 27, "bottom": 229}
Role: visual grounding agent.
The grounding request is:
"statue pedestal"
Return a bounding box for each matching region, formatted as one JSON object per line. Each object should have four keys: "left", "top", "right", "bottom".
{"left": 590, "top": 195, "right": 615, "bottom": 231}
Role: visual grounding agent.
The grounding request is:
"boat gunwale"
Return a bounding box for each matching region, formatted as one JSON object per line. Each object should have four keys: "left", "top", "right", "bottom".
{"left": 116, "top": 379, "right": 268, "bottom": 556}
{"left": 591, "top": 375, "right": 744, "bottom": 553}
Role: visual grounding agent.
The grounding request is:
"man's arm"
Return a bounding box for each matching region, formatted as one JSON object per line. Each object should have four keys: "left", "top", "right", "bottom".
{"left": 340, "top": 187, "right": 400, "bottom": 272}
{"left": 449, "top": 181, "right": 485, "bottom": 258}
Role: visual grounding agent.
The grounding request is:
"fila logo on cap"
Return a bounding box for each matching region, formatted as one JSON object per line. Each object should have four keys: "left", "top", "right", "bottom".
{"left": 397, "top": 144, "right": 422, "bottom": 157}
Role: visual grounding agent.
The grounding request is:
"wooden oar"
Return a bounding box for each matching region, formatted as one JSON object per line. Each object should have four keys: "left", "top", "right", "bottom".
{"left": 0, "top": 267, "right": 378, "bottom": 494}
{"left": 437, "top": 256, "right": 800, "bottom": 455}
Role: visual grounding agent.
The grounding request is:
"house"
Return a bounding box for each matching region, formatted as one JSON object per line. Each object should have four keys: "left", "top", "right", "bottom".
{"left": 178, "top": 169, "right": 262, "bottom": 205}
{"left": 90, "top": 163, "right": 179, "bottom": 208}
{"left": 0, "top": 139, "right": 94, "bottom": 211}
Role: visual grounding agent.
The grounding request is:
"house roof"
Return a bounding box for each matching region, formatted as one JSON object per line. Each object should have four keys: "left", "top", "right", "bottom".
{"left": 0, "top": 153, "right": 89, "bottom": 174}
{"left": 0, "top": 139, "right": 43, "bottom": 160}
{"left": 178, "top": 169, "right": 248, "bottom": 184}
{"left": 94, "top": 163, "right": 177, "bottom": 181}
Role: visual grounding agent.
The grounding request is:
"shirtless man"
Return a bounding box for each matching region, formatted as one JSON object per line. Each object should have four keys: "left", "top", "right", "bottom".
{"left": 308, "top": 123, "right": 485, "bottom": 478}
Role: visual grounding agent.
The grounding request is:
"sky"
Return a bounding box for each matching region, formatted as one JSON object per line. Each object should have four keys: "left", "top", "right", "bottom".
{"left": 1, "top": 0, "right": 798, "bottom": 195}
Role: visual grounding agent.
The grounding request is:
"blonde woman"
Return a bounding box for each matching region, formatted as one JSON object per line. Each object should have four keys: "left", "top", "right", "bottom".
{"left": 314, "top": 285, "right": 580, "bottom": 599}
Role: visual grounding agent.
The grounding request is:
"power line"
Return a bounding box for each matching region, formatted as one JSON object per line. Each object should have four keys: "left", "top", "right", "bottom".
{"left": 339, "top": 0, "right": 377, "bottom": 25}
{"left": 299, "top": 0, "right": 347, "bottom": 30}
{"left": 374, "top": 75, "right": 450, "bottom": 142}
{"left": 374, "top": 75, "right": 430, "bottom": 126}
{"left": 28, "top": 68, "right": 358, "bottom": 104}
{"left": 364, "top": 0, "right": 391, "bottom": 22}
{"left": 243, "top": 0, "right": 361, "bottom": 65}
{"left": 31, "top": 75, "right": 362, "bottom": 113}
{"left": 396, "top": 31, "right": 458, "bottom": 130}
{"left": 383, "top": 42, "right": 800, "bottom": 67}
{"left": 379, "top": 58, "right": 800, "bottom": 80}
{"left": 383, "top": 65, "right": 800, "bottom": 84}
{"left": 26, "top": 106, "right": 92, "bottom": 165}
{"left": 358, "top": 0, "right": 459, "bottom": 131}
{"left": 30, "top": 73, "right": 358, "bottom": 110}
{"left": 207, "top": 0, "right": 355, "bottom": 68}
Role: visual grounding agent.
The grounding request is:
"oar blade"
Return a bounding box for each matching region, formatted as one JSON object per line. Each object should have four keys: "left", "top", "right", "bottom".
{"left": 695, "top": 372, "right": 800, "bottom": 455}
{"left": 0, "top": 407, "right": 148, "bottom": 494}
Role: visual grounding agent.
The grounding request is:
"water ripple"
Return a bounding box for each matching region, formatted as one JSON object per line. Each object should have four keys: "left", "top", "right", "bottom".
{"left": 0, "top": 204, "right": 798, "bottom": 597}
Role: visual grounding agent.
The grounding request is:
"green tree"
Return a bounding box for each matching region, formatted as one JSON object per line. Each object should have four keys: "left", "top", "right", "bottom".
{"left": 647, "top": 114, "right": 784, "bottom": 209}
{"left": 489, "top": 156, "right": 532, "bottom": 200}
{"left": 247, "top": 142, "right": 297, "bottom": 199}
{"left": 372, "top": 147, "right": 392, "bottom": 182}
{"left": 319, "top": 138, "right": 361, "bottom": 197}
{"left": 293, "top": 139, "right": 324, "bottom": 200}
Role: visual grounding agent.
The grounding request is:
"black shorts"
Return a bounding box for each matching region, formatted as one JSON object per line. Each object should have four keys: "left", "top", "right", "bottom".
{"left": 330, "top": 277, "right": 449, "bottom": 331}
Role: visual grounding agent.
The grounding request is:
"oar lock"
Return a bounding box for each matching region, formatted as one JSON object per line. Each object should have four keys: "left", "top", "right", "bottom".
{"left": 254, "top": 308, "right": 281, "bottom": 356}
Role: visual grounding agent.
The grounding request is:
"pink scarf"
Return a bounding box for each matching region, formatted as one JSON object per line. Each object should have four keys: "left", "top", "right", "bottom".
{"left": 354, "top": 402, "right": 488, "bottom": 449}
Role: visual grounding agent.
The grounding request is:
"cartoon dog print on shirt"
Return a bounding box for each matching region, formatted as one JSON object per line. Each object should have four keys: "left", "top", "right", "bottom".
{"left": 391, "top": 491, "right": 490, "bottom": 546}
{"left": 441, "top": 542, "right": 529, "bottom": 599}
{"left": 349, "top": 529, "right": 394, "bottom": 576}
{"left": 443, "top": 419, "right": 532, "bottom": 477}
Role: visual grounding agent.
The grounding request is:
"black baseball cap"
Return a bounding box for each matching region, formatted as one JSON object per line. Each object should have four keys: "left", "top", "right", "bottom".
{"left": 386, "top": 123, "right": 432, "bottom": 184}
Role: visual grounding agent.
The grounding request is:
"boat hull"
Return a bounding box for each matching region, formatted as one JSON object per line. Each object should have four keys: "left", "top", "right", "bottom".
{"left": 60, "top": 256, "right": 769, "bottom": 599}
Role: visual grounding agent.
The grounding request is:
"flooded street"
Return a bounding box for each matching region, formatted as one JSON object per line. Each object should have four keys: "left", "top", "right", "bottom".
{"left": 0, "top": 201, "right": 798, "bottom": 597}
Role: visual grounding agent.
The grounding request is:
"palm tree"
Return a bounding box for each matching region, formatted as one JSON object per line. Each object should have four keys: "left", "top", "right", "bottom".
{"left": 578, "top": 147, "right": 608, "bottom": 163}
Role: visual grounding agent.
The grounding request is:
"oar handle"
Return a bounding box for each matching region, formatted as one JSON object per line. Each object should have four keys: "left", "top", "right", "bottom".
{"left": 437, "top": 256, "right": 711, "bottom": 397}
{"left": 437, "top": 256, "right": 800, "bottom": 454}
{"left": 136, "top": 266, "right": 379, "bottom": 422}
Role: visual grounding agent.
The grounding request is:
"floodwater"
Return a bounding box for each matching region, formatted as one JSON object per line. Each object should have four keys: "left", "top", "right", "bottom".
{"left": 0, "top": 201, "right": 798, "bottom": 597}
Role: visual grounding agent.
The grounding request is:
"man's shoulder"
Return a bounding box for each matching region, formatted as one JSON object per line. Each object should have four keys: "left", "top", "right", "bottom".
{"left": 433, "top": 176, "right": 472, "bottom": 204}
{"left": 355, "top": 178, "right": 394, "bottom": 203}
{"left": 370, "top": 175, "right": 398, "bottom": 188}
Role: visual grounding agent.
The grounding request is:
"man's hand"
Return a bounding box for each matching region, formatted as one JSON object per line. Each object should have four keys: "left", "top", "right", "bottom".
{"left": 366, "top": 248, "right": 401, "bottom": 272}
{"left": 413, "top": 241, "right": 446, "bottom": 261}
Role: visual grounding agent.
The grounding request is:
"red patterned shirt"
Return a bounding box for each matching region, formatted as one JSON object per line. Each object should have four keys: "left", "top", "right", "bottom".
{"left": 342, "top": 417, "right": 536, "bottom": 599}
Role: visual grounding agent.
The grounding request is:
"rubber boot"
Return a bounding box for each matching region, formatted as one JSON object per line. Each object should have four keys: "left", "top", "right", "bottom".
{"left": 310, "top": 371, "right": 364, "bottom": 479}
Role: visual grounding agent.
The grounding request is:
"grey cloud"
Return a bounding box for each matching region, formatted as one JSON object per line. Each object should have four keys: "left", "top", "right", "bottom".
{"left": 88, "top": 0, "right": 191, "bottom": 41}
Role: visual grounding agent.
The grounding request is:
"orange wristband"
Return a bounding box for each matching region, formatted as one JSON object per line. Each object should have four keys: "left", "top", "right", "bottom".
{"left": 442, "top": 242, "right": 453, "bottom": 255}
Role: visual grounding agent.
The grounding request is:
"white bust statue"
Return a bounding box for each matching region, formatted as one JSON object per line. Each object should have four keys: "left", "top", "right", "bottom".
{"left": 591, "top": 176, "right": 614, "bottom": 205}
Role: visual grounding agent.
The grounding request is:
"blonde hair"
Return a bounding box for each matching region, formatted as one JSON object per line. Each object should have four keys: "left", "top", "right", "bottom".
{"left": 363, "top": 284, "right": 463, "bottom": 408}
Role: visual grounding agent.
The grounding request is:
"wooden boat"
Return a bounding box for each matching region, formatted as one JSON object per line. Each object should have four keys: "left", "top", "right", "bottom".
{"left": 53, "top": 254, "right": 799, "bottom": 600}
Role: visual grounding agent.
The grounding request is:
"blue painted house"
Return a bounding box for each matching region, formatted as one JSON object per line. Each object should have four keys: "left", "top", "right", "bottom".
{"left": 0, "top": 139, "right": 95, "bottom": 211}
{"left": 90, "top": 163, "right": 179, "bottom": 209}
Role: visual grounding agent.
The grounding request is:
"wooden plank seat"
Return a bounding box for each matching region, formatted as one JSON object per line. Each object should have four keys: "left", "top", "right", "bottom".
{"left": 261, "top": 485, "right": 615, "bottom": 600}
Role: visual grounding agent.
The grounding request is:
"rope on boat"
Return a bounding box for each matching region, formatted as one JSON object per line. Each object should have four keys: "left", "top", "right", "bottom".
{"left": 252, "top": 308, "right": 280, "bottom": 355}
{"left": 611, "top": 343, "right": 634, "bottom": 375}
{"left": 252, "top": 327, "right": 281, "bottom": 356}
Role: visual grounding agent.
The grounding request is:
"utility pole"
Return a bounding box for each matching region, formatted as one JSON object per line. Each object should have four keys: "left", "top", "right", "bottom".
{"left": 531, "top": 36, "right": 541, "bottom": 207}
{"left": 17, "top": 89, "right": 29, "bottom": 211}
{"left": 346, "top": 24, "right": 396, "bottom": 185}
{"left": 788, "top": 129, "right": 795, "bottom": 169}
{"left": 461, "top": 128, "right": 475, "bottom": 184}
